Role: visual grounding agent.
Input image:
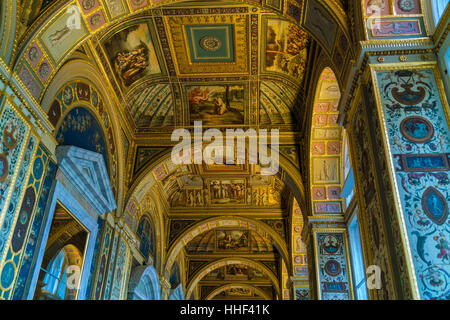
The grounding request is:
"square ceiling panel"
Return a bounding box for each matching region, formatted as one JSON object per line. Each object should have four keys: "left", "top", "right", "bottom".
{"left": 185, "top": 24, "right": 234, "bottom": 63}
{"left": 166, "top": 15, "right": 249, "bottom": 75}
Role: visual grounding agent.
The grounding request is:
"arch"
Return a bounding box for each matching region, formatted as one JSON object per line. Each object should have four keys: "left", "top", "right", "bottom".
{"left": 164, "top": 215, "right": 290, "bottom": 280}
{"left": 0, "top": 0, "right": 17, "bottom": 64}
{"left": 14, "top": 0, "right": 350, "bottom": 104}
{"left": 308, "top": 66, "right": 344, "bottom": 216}
{"left": 127, "top": 188, "right": 165, "bottom": 274}
{"left": 185, "top": 257, "right": 281, "bottom": 299}
{"left": 169, "top": 283, "right": 184, "bottom": 300}
{"left": 205, "top": 284, "right": 270, "bottom": 300}
{"left": 55, "top": 106, "right": 109, "bottom": 168}
{"left": 126, "top": 143, "right": 308, "bottom": 218}
{"left": 127, "top": 265, "right": 161, "bottom": 300}
{"left": 40, "top": 59, "right": 125, "bottom": 212}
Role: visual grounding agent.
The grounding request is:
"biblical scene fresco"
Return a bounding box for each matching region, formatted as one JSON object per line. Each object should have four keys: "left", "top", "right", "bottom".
{"left": 103, "top": 22, "right": 161, "bottom": 90}
{"left": 186, "top": 85, "right": 245, "bottom": 126}
{"left": 166, "top": 173, "right": 284, "bottom": 209}
{"left": 263, "top": 17, "right": 309, "bottom": 82}
{"left": 185, "top": 229, "right": 274, "bottom": 254}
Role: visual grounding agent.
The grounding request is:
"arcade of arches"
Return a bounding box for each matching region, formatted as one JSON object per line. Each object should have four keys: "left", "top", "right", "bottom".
{"left": 0, "top": 0, "right": 448, "bottom": 300}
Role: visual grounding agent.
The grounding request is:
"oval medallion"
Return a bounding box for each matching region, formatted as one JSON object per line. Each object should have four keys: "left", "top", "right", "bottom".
{"left": 324, "top": 260, "right": 342, "bottom": 276}
{"left": 422, "top": 187, "right": 448, "bottom": 225}
{"left": 400, "top": 116, "right": 434, "bottom": 143}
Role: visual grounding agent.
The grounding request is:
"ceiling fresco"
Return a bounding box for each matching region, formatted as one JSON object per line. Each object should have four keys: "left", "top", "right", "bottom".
{"left": 90, "top": 3, "right": 313, "bottom": 133}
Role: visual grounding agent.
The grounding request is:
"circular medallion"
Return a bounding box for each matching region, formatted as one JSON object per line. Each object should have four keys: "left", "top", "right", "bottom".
{"left": 324, "top": 260, "right": 342, "bottom": 276}
{"left": 0, "top": 154, "right": 8, "bottom": 182}
{"left": 398, "top": 0, "right": 415, "bottom": 12}
{"left": 199, "top": 36, "right": 222, "bottom": 52}
{"left": 400, "top": 116, "right": 434, "bottom": 143}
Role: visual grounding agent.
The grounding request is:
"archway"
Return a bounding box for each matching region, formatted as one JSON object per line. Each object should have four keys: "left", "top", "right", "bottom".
{"left": 127, "top": 265, "right": 161, "bottom": 300}
{"left": 164, "top": 215, "right": 290, "bottom": 279}
{"left": 185, "top": 257, "right": 281, "bottom": 299}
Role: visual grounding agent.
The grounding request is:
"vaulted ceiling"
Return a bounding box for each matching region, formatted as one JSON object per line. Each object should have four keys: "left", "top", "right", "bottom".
{"left": 13, "top": 0, "right": 352, "bottom": 300}
{"left": 93, "top": 4, "right": 310, "bottom": 133}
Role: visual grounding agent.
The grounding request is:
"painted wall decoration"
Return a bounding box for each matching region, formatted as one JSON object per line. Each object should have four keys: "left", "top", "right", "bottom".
{"left": 292, "top": 199, "right": 308, "bottom": 278}
{"left": 39, "top": 9, "right": 89, "bottom": 64}
{"left": 49, "top": 81, "right": 118, "bottom": 195}
{"left": 262, "top": 17, "right": 309, "bottom": 82}
{"left": 310, "top": 68, "right": 344, "bottom": 215}
{"left": 110, "top": 237, "right": 130, "bottom": 300}
{"left": 362, "top": 0, "right": 426, "bottom": 39}
{"left": 294, "top": 286, "right": 309, "bottom": 300}
{"left": 1, "top": 144, "right": 54, "bottom": 300}
{"left": 137, "top": 215, "right": 154, "bottom": 260}
{"left": 375, "top": 67, "right": 450, "bottom": 300}
{"left": 0, "top": 136, "right": 36, "bottom": 265}
{"left": 56, "top": 107, "right": 108, "bottom": 167}
{"left": 349, "top": 99, "right": 397, "bottom": 299}
{"left": 0, "top": 104, "right": 29, "bottom": 218}
{"left": 186, "top": 85, "right": 246, "bottom": 126}
{"left": 102, "top": 22, "right": 162, "bottom": 90}
{"left": 209, "top": 179, "right": 246, "bottom": 205}
{"left": 315, "top": 232, "right": 351, "bottom": 300}
{"left": 12, "top": 157, "right": 56, "bottom": 300}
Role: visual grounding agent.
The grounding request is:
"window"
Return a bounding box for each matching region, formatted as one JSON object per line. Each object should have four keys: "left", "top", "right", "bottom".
{"left": 41, "top": 250, "right": 68, "bottom": 299}
{"left": 445, "top": 47, "right": 450, "bottom": 79}
{"left": 341, "top": 131, "right": 354, "bottom": 208}
{"left": 431, "top": 0, "right": 449, "bottom": 26}
{"left": 348, "top": 213, "right": 368, "bottom": 300}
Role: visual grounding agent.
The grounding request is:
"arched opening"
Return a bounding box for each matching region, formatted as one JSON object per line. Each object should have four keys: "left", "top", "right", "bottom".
{"left": 33, "top": 204, "right": 88, "bottom": 300}
{"left": 127, "top": 265, "right": 161, "bottom": 300}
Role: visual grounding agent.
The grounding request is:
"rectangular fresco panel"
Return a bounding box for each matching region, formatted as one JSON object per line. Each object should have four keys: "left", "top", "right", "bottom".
{"left": 209, "top": 179, "right": 246, "bottom": 205}
{"left": 215, "top": 229, "right": 250, "bottom": 252}
{"left": 102, "top": 22, "right": 161, "bottom": 90}
{"left": 41, "top": 9, "right": 88, "bottom": 63}
{"left": 312, "top": 157, "right": 340, "bottom": 184}
{"left": 263, "top": 17, "right": 309, "bottom": 82}
{"left": 187, "top": 85, "right": 245, "bottom": 126}
{"left": 315, "top": 232, "right": 351, "bottom": 300}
